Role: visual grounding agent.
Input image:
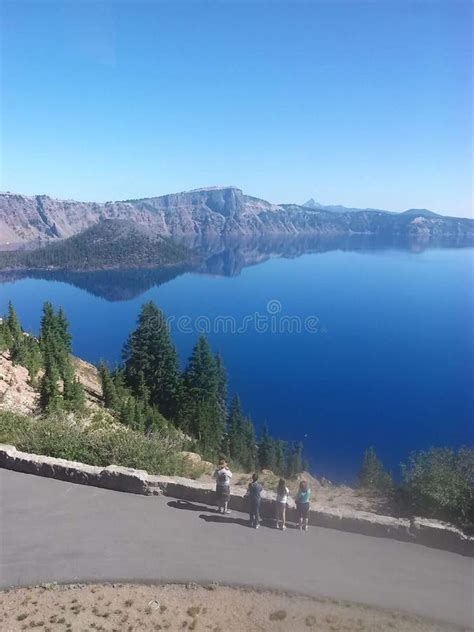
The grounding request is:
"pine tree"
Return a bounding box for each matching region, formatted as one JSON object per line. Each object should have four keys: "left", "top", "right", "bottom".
{"left": 38, "top": 303, "right": 83, "bottom": 413}
{"left": 228, "top": 395, "right": 245, "bottom": 465}
{"left": 24, "top": 337, "right": 42, "bottom": 386}
{"left": 286, "top": 441, "right": 304, "bottom": 477}
{"left": 62, "top": 361, "right": 85, "bottom": 412}
{"left": 39, "top": 302, "right": 57, "bottom": 360}
{"left": 7, "top": 302, "right": 22, "bottom": 340}
{"left": 56, "top": 308, "right": 72, "bottom": 354}
{"left": 274, "top": 439, "right": 287, "bottom": 476}
{"left": 120, "top": 396, "right": 136, "bottom": 428}
{"left": 358, "top": 447, "right": 393, "bottom": 491}
{"left": 123, "top": 302, "right": 180, "bottom": 418}
{"left": 215, "top": 354, "right": 227, "bottom": 413}
{"left": 7, "top": 302, "right": 28, "bottom": 365}
{"left": 258, "top": 423, "right": 275, "bottom": 470}
{"left": 66, "top": 378, "right": 86, "bottom": 413}
{"left": 0, "top": 317, "right": 13, "bottom": 351}
{"left": 136, "top": 369, "right": 150, "bottom": 403}
{"left": 241, "top": 418, "right": 257, "bottom": 471}
{"left": 40, "top": 352, "right": 62, "bottom": 413}
{"left": 99, "top": 363, "right": 119, "bottom": 410}
{"left": 143, "top": 402, "right": 167, "bottom": 434}
{"left": 181, "top": 335, "right": 225, "bottom": 458}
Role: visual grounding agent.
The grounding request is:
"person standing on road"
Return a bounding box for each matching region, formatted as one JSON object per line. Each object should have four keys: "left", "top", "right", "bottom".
{"left": 247, "top": 473, "right": 263, "bottom": 529}
{"left": 213, "top": 459, "right": 232, "bottom": 514}
{"left": 275, "top": 478, "right": 289, "bottom": 530}
{"left": 296, "top": 480, "right": 311, "bottom": 531}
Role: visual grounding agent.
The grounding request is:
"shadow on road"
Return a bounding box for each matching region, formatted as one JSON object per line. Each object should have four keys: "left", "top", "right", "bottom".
{"left": 199, "top": 513, "right": 251, "bottom": 527}
{"left": 199, "top": 514, "right": 288, "bottom": 530}
{"left": 168, "top": 499, "right": 301, "bottom": 531}
{"left": 167, "top": 500, "right": 218, "bottom": 513}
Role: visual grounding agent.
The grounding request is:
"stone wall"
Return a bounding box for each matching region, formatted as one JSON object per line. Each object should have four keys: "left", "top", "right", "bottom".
{"left": 1, "top": 443, "right": 472, "bottom": 557}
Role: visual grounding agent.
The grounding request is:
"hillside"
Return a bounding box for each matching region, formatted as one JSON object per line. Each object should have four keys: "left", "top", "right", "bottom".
{"left": 0, "top": 219, "right": 194, "bottom": 271}
{"left": 0, "top": 187, "right": 472, "bottom": 247}
{"left": 0, "top": 349, "right": 101, "bottom": 416}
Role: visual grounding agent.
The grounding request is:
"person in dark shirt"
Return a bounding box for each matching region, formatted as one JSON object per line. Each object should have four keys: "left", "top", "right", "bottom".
{"left": 247, "top": 473, "right": 263, "bottom": 529}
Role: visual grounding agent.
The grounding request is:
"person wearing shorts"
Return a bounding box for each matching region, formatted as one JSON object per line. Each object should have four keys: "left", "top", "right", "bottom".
{"left": 213, "top": 459, "right": 232, "bottom": 513}
{"left": 275, "top": 478, "right": 289, "bottom": 530}
{"left": 295, "top": 480, "right": 311, "bottom": 531}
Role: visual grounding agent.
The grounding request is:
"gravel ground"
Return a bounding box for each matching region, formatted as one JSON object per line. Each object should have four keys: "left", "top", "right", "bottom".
{"left": 0, "top": 583, "right": 464, "bottom": 632}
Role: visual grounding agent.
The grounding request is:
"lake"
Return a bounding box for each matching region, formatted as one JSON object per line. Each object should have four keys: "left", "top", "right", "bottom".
{"left": 1, "top": 239, "right": 472, "bottom": 482}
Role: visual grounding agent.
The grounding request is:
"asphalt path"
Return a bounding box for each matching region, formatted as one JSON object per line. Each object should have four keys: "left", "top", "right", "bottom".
{"left": 0, "top": 469, "right": 472, "bottom": 628}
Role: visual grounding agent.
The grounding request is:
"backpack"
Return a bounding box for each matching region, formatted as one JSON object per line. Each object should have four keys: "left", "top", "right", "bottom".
{"left": 217, "top": 469, "right": 228, "bottom": 484}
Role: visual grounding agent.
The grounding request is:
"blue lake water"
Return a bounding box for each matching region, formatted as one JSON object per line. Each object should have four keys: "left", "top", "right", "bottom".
{"left": 1, "top": 244, "right": 472, "bottom": 482}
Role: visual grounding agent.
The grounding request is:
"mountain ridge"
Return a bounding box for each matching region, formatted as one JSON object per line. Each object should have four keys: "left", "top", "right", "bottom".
{"left": 0, "top": 186, "right": 472, "bottom": 246}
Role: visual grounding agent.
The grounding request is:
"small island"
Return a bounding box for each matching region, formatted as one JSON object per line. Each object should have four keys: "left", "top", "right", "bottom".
{"left": 0, "top": 219, "right": 195, "bottom": 272}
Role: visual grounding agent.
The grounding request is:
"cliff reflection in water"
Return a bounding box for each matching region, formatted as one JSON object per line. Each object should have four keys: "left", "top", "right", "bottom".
{"left": 0, "top": 233, "right": 470, "bottom": 302}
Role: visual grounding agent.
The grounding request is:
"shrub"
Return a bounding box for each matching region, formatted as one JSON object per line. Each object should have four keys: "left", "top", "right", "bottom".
{"left": 357, "top": 446, "right": 393, "bottom": 491}
{"left": 401, "top": 447, "right": 474, "bottom": 524}
{"left": 0, "top": 410, "right": 202, "bottom": 478}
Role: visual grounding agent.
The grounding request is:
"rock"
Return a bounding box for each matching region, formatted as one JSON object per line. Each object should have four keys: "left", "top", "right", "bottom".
{"left": 180, "top": 451, "right": 202, "bottom": 464}
{"left": 0, "top": 351, "right": 39, "bottom": 415}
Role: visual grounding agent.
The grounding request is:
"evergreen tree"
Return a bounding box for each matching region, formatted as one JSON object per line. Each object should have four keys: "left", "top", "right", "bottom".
{"left": 0, "top": 317, "right": 13, "bottom": 351}
{"left": 143, "top": 402, "right": 167, "bottom": 433}
{"left": 23, "top": 336, "right": 42, "bottom": 386}
{"left": 112, "top": 367, "right": 128, "bottom": 399}
{"left": 241, "top": 418, "right": 257, "bottom": 471}
{"left": 99, "top": 362, "right": 119, "bottom": 410}
{"left": 136, "top": 369, "right": 150, "bottom": 403}
{"left": 228, "top": 395, "right": 245, "bottom": 465}
{"left": 215, "top": 354, "right": 227, "bottom": 413}
{"left": 180, "top": 335, "right": 225, "bottom": 458}
{"left": 39, "top": 302, "right": 57, "bottom": 360}
{"left": 56, "top": 308, "right": 72, "bottom": 354}
{"left": 120, "top": 396, "right": 136, "bottom": 428}
{"left": 40, "top": 352, "right": 62, "bottom": 413}
{"left": 123, "top": 302, "right": 180, "bottom": 418}
{"left": 358, "top": 447, "right": 393, "bottom": 491}
{"left": 286, "top": 441, "right": 304, "bottom": 477}
{"left": 38, "top": 302, "right": 84, "bottom": 413}
{"left": 7, "top": 302, "right": 22, "bottom": 340}
{"left": 258, "top": 423, "right": 275, "bottom": 470}
{"left": 66, "top": 378, "right": 86, "bottom": 413}
{"left": 274, "top": 439, "right": 287, "bottom": 475}
{"left": 7, "top": 302, "right": 28, "bottom": 365}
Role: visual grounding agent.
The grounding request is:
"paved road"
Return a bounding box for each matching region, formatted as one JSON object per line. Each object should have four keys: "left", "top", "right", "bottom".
{"left": 0, "top": 469, "right": 472, "bottom": 628}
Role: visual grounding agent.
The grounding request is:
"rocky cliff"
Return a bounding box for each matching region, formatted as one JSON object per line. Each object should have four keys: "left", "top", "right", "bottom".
{"left": 0, "top": 187, "right": 472, "bottom": 246}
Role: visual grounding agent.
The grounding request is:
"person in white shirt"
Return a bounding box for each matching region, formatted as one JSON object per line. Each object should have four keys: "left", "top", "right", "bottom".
{"left": 275, "top": 478, "right": 289, "bottom": 530}
{"left": 213, "top": 459, "right": 232, "bottom": 514}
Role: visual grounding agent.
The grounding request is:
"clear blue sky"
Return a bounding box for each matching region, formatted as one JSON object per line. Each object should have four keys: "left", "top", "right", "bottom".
{"left": 1, "top": 1, "right": 472, "bottom": 216}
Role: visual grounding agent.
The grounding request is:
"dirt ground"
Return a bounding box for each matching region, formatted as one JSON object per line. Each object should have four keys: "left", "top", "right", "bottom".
{"left": 199, "top": 468, "right": 394, "bottom": 516}
{"left": 0, "top": 583, "right": 461, "bottom": 632}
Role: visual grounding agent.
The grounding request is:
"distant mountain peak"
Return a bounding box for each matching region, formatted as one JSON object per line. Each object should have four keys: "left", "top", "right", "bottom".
{"left": 303, "top": 198, "right": 324, "bottom": 209}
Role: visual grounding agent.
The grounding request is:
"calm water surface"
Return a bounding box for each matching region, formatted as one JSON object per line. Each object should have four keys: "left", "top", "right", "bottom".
{"left": 1, "top": 245, "right": 472, "bottom": 482}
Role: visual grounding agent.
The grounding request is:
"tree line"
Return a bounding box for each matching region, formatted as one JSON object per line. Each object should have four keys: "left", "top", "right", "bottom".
{"left": 1, "top": 300, "right": 306, "bottom": 478}
{"left": 99, "top": 301, "right": 306, "bottom": 476}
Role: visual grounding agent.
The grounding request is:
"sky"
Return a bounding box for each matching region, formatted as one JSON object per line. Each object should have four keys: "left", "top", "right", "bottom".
{"left": 0, "top": 0, "right": 472, "bottom": 216}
